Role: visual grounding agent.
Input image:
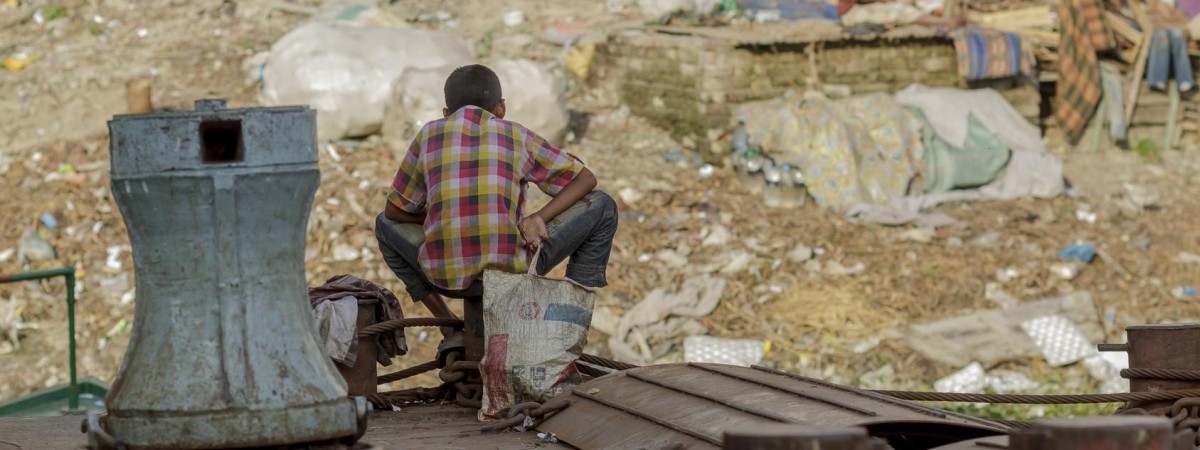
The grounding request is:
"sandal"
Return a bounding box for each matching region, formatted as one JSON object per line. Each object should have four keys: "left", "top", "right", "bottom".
{"left": 437, "top": 338, "right": 466, "bottom": 367}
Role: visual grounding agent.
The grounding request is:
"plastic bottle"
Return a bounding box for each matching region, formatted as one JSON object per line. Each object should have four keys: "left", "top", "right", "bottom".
{"left": 762, "top": 162, "right": 783, "bottom": 208}
{"left": 785, "top": 164, "right": 808, "bottom": 208}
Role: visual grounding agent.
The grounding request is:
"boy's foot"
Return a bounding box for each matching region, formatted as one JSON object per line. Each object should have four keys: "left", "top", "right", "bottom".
{"left": 437, "top": 332, "right": 466, "bottom": 367}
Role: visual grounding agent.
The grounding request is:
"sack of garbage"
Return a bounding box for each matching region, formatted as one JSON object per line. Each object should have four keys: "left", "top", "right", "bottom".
{"left": 259, "top": 22, "right": 473, "bottom": 140}
{"left": 382, "top": 58, "right": 570, "bottom": 149}
{"left": 479, "top": 251, "right": 595, "bottom": 421}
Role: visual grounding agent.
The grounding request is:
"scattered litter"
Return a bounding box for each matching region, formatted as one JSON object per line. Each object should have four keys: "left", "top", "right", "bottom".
{"left": 1172, "top": 286, "right": 1199, "bottom": 300}
{"left": 1020, "top": 315, "right": 1095, "bottom": 366}
{"left": 0, "top": 248, "right": 13, "bottom": 262}
{"left": 702, "top": 225, "right": 732, "bottom": 247}
{"left": 788, "top": 244, "right": 814, "bottom": 263}
{"left": 4, "top": 51, "right": 35, "bottom": 72}
{"left": 852, "top": 336, "right": 881, "bottom": 354}
{"left": 654, "top": 249, "right": 689, "bottom": 268}
{"left": 609, "top": 275, "right": 725, "bottom": 364}
{"left": 719, "top": 251, "right": 754, "bottom": 274}
{"left": 1084, "top": 350, "right": 1130, "bottom": 394}
{"left": 995, "top": 267, "right": 1019, "bottom": 283}
{"left": 618, "top": 187, "right": 643, "bottom": 205}
{"left": 824, "top": 261, "right": 866, "bottom": 276}
{"left": 906, "top": 292, "right": 1101, "bottom": 367}
{"left": 1174, "top": 252, "right": 1200, "bottom": 264}
{"left": 39, "top": 213, "right": 57, "bottom": 230}
{"left": 970, "top": 232, "right": 1001, "bottom": 249}
{"left": 684, "top": 335, "right": 766, "bottom": 366}
{"left": 1059, "top": 243, "right": 1096, "bottom": 263}
{"left": 897, "top": 228, "right": 935, "bottom": 244}
{"left": 105, "top": 246, "right": 123, "bottom": 271}
{"left": 99, "top": 274, "right": 130, "bottom": 297}
{"left": 858, "top": 364, "right": 895, "bottom": 390}
{"left": 637, "top": 253, "right": 652, "bottom": 263}
{"left": 984, "top": 282, "right": 1019, "bottom": 308}
{"left": 537, "top": 432, "right": 559, "bottom": 444}
{"left": 1120, "top": 183, "right": 1159, "bottom": 210}
{"left": 697, "top": 164, "right": 715, "bottom": 179}
{"left": 120, "top": 291, "right": 135, "bottom": 305}
{"left": 986, "top": 370, "right": 1040, "bottom": 393}
{"left": 332, "top": 243, "right": 360, "bottom": 261}
{"left": 1075, "top": 206, "right": 1098, "bottom": 224}
{"left": 935, "top": 362, "right": 986, "bottom": 393}
{"left": 18, "top": 228, "right": 55, "bottom": 262}
{"left": 502, "top": 10, "right": 525, "bottom": 27}
{"left": 1049, "top": 262, "right": 1082, "bottom": 280}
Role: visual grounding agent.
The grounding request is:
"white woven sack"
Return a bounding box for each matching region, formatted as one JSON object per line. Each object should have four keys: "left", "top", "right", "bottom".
{"left": 479, "top": 250, "right": 595, "bottom": 421}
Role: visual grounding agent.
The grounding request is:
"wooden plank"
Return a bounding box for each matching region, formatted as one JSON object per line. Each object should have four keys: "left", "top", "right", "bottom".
{"left": 1124, "top": 0, "right": 1153, "bottom": 128}
{"left": 1105, "top": 11, "right": 1142, "bottom": 44}
{"left": 0, "top": 406, "right": 570, "bottom": 450}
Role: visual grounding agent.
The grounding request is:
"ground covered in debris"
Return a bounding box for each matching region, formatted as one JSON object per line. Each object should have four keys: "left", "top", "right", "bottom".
{"left": 2, "top": 0, "right": 1200, "bottom": 420}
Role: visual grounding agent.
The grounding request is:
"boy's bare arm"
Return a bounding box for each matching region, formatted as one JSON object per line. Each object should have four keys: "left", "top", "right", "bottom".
{"left": 383, "top": 200, "right": 426, "bottom": 224}
{"left": 520, "top": 168, "right": 597, "bottom": 247}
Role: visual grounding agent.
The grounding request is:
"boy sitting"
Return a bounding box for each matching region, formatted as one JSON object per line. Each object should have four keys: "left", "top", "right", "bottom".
{"left": 375, "top": 64, "right": 618, "bottom": 361}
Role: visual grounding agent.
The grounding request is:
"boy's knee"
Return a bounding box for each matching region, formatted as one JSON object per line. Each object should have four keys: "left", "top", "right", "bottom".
{"left": 590, "top": 190, "right": 617, "bottom": 214}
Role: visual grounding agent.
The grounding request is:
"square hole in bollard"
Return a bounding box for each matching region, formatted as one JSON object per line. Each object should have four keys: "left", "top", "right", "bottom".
{"left": 200, "top": 120, "right": 243, "bottom": 163}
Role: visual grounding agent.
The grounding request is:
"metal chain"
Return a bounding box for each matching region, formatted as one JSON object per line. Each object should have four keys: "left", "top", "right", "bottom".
{"left": 1121, "top": 368, "right": 1200, "bottom": 382}
{"left": 872, "top": 388, "right": 1200, "bottom": 404}
{"left": 481, "top": 399, "right": 572, "bottom": 433}
{"left": 357, "top": 317, "right": 464, "bottom": 338}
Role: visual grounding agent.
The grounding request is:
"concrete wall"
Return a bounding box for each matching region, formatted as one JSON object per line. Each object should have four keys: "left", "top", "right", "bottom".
{"left": 598, "top": 31, "right": 1042, "bottom": 156}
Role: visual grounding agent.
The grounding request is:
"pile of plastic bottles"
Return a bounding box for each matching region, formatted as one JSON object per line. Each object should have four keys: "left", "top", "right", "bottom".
{"left": 731, "top": 121, "right": 809, "bottom": 209}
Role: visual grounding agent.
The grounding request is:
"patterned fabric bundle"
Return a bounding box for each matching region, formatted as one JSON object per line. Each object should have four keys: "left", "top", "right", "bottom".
{"left": 952, "top": 27, "right": 1036, "bottom": 81}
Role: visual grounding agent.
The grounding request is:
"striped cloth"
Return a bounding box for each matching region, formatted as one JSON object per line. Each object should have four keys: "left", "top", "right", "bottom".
{"left": 1054, "top": 0, "right": 1106, "bottom": 144}
{"left": 388, "top": 106, "right": 585, "bottom": 291}
{"left": 951, "top": 27, "right": 1036, "bottom": 81}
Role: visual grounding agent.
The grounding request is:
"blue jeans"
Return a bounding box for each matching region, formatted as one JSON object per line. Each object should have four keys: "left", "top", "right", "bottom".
{"left": 1146, "top": 28, "right": 1195, "bottom": 92}
{"left": 375, "top": 190, "right": 618, "bottom": 301}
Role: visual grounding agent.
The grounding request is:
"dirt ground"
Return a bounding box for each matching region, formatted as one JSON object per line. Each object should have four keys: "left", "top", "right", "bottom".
{"left": 2, "top": 0, "right": 1200, "bottom": 415}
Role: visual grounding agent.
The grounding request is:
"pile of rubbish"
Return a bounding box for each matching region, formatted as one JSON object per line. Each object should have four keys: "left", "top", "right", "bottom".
{"left": 730, "top": 85, "right": 1069, "bottom": 227}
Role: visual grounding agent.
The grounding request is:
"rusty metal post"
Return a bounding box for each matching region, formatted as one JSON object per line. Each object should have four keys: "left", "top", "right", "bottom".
{"left": 89, "top": 99, "right": 368, "bottom": 449}
{"left": 1011, "top": 416, "right": 1173, "bottom": 450}
{"left": 722, "top": 424, "right": 874, "bottom": 450}
{"left": 464, "top": 296, "right": 485, "bottom": 363}
{"left": 337, "top": 298, "right": 379, "bottom": 396}
{"left": 1101, "top": 324, "right": 1200, "bottom": 411}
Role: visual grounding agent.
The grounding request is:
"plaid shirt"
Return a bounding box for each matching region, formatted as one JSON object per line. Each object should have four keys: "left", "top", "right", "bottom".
{"left": 388, "top": 106, "right": 584, "bottom": 292}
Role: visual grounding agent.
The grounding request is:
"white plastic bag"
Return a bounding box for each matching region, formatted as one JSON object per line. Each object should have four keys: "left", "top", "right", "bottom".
{"left": 381, "top": 58, "right": 570, "bottom": 149}
{"left": 259, "top": 22, "right": 473, "bottom": 140}
{"left": 479, "top": 251, "right": 595, "bottom": 421}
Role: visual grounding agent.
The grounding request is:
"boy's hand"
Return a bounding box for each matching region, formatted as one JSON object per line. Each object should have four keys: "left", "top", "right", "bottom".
{"left": 519, "top": 214, "right": 549, "bottom": 249}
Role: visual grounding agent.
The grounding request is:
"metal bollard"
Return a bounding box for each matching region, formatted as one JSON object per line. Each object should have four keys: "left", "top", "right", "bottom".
{"left": 722, "top": 424, "right": 880, "bottom": 450}
{"left": 1010, "top": 416, "right": 1173, "bottom": 450}
{"left": 89, "top": 99, "right": 367, "bottom": 449}
{"left": 1100, "top": 324, "right": 1200, "bottom": 411}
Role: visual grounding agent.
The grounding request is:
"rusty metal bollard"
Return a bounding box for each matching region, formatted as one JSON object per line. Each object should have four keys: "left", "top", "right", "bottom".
{"left": 722, "top": 424, "right": 882, "bottom": 450}
{"left": 86, "top": 99, "right": 368, "bottom": 449}
{"left": 1100, "top": 324, "right": 1200, "bottom": 411}
{"left": 338, "top": 298, "right": 380, "bottom": 396}
{"left": 1010, "top": 416, "right": 1173, "bottom": 450}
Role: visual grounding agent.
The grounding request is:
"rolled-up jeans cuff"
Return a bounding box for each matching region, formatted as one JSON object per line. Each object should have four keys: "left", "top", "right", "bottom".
{"left": 406, "top": 284, "right": 434, "bottom": 303}
{"left": 566, "top": 263, "right": 607, "bottom": 288}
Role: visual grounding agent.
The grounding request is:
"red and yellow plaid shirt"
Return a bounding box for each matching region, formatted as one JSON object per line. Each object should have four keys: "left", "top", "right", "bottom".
{"left": 388, "top": 106, "right": 584, "bottom": 291}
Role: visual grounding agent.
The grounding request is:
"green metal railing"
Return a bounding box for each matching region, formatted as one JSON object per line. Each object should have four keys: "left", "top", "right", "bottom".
{"left": 0, "top": 267, "right": 79, "bottom": 410}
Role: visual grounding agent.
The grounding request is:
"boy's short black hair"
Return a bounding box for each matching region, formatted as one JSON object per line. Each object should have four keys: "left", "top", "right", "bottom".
{"left": 444, "top": 64, "right": 502, "bottom": 113}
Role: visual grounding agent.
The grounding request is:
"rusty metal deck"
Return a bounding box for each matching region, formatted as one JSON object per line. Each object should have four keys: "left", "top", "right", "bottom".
{"left": 536, "top": 363, "right": 1007, "bottom": 450}
{"left": 0, "top": 404, "right": 566, "bottom": 450}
